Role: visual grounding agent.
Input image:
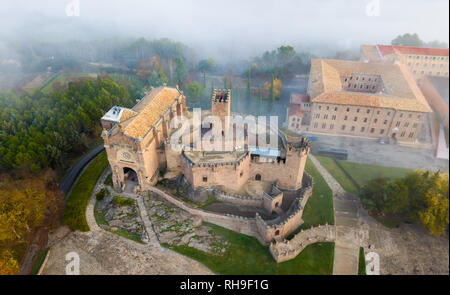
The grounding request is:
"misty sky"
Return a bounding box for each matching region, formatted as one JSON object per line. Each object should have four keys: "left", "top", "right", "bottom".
{"left": 1, "top": 0, "right": 449, "bottom": 58}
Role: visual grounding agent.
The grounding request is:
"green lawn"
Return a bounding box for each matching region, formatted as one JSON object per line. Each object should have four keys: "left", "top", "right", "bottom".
{"left": 165, "top": 222, "right": 334, "bottom": 275}
{"left": 315, "top": 156, "right": 360, "bottom": 195}
{"left": 297, "top": 158, "right": 335, "bottom": 231}
{"left": 111, "top": 229, "right": 142, "bottom": 243}
{"left": 444, "top": 126, "right": 449, "bottom": 148}
{"left": 62, "top": 151, "right": 109, "bottom": 231}
{"left": 30, "top": 249, "right": 49, "bottom": 275}
{"left": 358, "top": 247, "right": 366, "bottom": 275}
{"left": 316, "top": 155, "right": 412, "bottom": 195}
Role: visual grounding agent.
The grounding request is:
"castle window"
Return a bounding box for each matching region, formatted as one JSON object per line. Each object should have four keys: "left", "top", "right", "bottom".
{"left": 322, "top": 123, "right": 326, "bottom": 129}
{"left": 400, "top": 113, "right": 404, "bottom": 118}
{"left": 344, "top": 116, "right": 348, "bottom": 121}
{"left": 341, "top": 125, "right": 346, "bottom": 130}
{"left": 335, "top": 107, "right": 338, "bottom": 111}
{"left": 357, "top": 108, "right": 360, "bottom": 113}
{"left": 387, "top": 112, "right": 391, "bottom": 116}
{"left": 363, "top": 118, "right": 368, "bottom": 123}
{"left": 370, "top": 128, "right": 375, "bottom": 133}
{"left": 255, "top": 174, "right": 262, "bottom": 181}
{"left": 240, "top": 171, "right": 243, "bottom": 177}
{"left": 354, "top": 117, "right": 358, "bottom": 122}
{"left": 275, "top": 230, "right": 280, "bottom": 236}
{"left": 330, "top": 124, "right": 334, "bottom": 130}
{"left": 384, "top": 120, "right": 388, "bottom": 125}
{"left": 366, "top": 109, "right": 370, "bottom": 114}
{"left": 409, "top": 132, "right": 414, "bottom": 138}
{"left": 401, "top": 131, "right": 406, "bottom": 137}
{"left": 374, "top": 118, "right": 378, "bottom": 123}
{"left": 380, "top": 129, "right": 385, "bottom": 134}
{"left": 314, "top": 122, "right": 318, "bottom": 128}
{"left": 404, "top": 122, "right": 409, "bottom": 127}
{"left": 332, "top": 115, "right": 336, "bottom": 120}
{"left": 396, "top": 121, "right": 400, "bottom": 127}
{"left": 346, "top": 108, "right": 350, "bottom": 112}
{"left": 413, "top": 123, "right": 418, "bottom": 128}
{"left": 351, "top": 126, "right": 355, "bottom": 132}
{"left": 203, "top": 176, "right": 208, "bottom": 182}
{"left": 361, "top": 127, "right": 365, "bottom": 132}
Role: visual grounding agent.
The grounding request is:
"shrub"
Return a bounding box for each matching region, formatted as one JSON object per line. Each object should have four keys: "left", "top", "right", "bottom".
{"left": 96, "top": 189, "right": 107, "bottom": 201}
{"left": 104, "top": 173, "right": 113, "bottom": 186}
{"left": 113, "top": 196, "right": 134, "bottom": 206}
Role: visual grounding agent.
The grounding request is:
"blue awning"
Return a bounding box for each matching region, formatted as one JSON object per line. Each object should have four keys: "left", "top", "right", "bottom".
{"left": 249, "top": 148, "right": 280, "bottom": 157}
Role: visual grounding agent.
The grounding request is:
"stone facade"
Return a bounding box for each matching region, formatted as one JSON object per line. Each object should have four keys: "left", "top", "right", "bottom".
{"left": 101, "top": 86, "right": 187, "bottom": 192}
{"left": 101, "top": 85, "right": 311, "bottom": 194}
{"left": 286, "top": 58, "right": 433, "bottom": 143}
{"left": 361, "top": 44, "right": 449, "bottom": 81}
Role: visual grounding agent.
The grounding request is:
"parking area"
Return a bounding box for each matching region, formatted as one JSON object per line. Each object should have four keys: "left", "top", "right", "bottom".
{"left": 304, "top": 132, "right": 448, "bottom": 172}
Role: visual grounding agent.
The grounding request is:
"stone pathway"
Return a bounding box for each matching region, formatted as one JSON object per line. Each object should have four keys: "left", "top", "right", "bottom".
{"left": 41, "top": 168, "right": 213, "bottom": 275}
{"left": 309, "top": 155, "right": 362, "bottom": 275}
{"left": 136, "top": 195, "right": 160, "bottom": 247}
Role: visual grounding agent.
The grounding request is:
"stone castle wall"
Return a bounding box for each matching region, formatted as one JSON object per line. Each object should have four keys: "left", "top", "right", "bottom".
{"left": 255, "top": 173, "right": 313, "bottom": 244}
{"left": 269, "top": 224, "right": 335, "bottom": 263}
{"left": 213, "top": 189, "right": 263, "bottom": 207}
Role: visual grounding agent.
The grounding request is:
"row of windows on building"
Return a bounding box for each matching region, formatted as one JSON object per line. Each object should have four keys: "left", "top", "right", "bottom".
{"left": 344, "top": 76, "right": 378, "bottom": 82}
{"left": 346, "top": 83, "right": 378, "bottom": 90}
{"left": 411, "top": 69, "right": 449, "bottom": 76}
{"left": 313, "top": 113, "right": 419, "bottom": 127}
{"left": 312, "top": 122, "right": 415, "bottom": 137}
{"left": 407, "top": 55, "right": 448, "bottom": 61}
{"left": 408, "top": 62, "right": 447, "bottom": 68}
{"left": 315, "top": 107, "right": 421, "bottom": 119}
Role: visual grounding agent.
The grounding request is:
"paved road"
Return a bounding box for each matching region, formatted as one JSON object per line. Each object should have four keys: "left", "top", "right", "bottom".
{"left": 305, "top": 133, "right": 448, "bottom": 171}
{"left": 60, "top": 145, "right": 104, "bottom": 197}
{"left": 309, "top": 155, "right": 362, "bottom": 275}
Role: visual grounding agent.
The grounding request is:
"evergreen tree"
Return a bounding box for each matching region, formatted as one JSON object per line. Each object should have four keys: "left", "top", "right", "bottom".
{"left": 246, "top": 68, "right": 251, "bottom": 98}
{"left": 270, "top": 73, "right": 274, "bottom": 100}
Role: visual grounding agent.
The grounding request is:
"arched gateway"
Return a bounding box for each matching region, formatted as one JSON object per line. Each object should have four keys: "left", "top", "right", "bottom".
{"left": 123, "top": 167, "right": 139, "bottom": 193}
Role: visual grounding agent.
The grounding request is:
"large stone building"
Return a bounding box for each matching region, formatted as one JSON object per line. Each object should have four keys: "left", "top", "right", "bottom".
{"left": 419, "top": 76, "right": 449, "bottom": 127}
{"left": 101, "top": 85, "right": 310, "bottom": 193}
{"left": 100, "top": 86, "right": 313, "bottom": 244}
{"left": 361, "top": 44, "right": 449, "bottom": 80}
{"left": 286, "top": 58, "right": 433, "bottom": 143}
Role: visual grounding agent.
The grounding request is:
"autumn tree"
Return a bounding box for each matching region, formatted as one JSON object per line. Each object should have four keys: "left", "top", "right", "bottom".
{"left": 0, "top": 172, "right": 61, "bottom": 243}
{"left": 263, "top": 75, "right": 282, "bottom": 100}
{"left": 361, "top": 170, "right": 449, "bottom": 236}
{"left": 419, "top": 172, "right": 449, "bottom": 237}
{"left": 0, "top": 250, "right": 19, "bottom": 275}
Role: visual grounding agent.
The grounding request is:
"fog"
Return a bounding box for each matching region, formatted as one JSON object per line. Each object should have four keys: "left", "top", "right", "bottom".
{"left": 1, "top": 0, "right": 449, "bottom": 60}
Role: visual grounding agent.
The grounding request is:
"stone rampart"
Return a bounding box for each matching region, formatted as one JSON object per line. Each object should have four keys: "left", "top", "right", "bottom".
{"left": 269, "top": 224, "right": 336, "bottom": 263}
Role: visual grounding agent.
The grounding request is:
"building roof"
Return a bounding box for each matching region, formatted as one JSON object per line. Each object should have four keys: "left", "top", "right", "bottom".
{"left": 308, "top": 58, "right": 433, "bottom": 113}
{"left": 427, "top": 76, "right": 449, "bottom": 106}
{"left": 361, "top": 44, "right": 449, "bottom": 62}
{"left": 101, "top": 106, "right": 137, "bottom": 123}
{"left": 290, "top": 93, "right": 309, "bottom": 104}
{"left": 288, "top": 104, "right": 304, "bottom": 117}
{"left": 111, "top": 86, "right": 182, "bottom": 139}
{"left": 377, "top": 45, "right": 449, "bottom": 57}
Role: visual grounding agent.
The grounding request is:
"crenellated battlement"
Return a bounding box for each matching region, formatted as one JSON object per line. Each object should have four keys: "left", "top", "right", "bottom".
{"left": 211, "top": 88, "right": 231, "bottom": 103}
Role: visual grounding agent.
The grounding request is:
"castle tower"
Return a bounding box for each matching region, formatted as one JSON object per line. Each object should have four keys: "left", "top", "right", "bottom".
{"left": 211, "top": 88, "right": 231, "bottom": 135}
{"left": 278, "top": 137, "right": 311, "bottom": 190}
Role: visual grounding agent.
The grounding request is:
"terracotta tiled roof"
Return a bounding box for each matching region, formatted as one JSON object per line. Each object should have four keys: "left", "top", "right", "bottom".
{"left": 288, "top": 104, "right": 304, "bottom": 117}
{"left": 118, "top": 87, "right": 181, "bottom": 138}
{"left": 308, "top": 58, "right": 432, "bottom": 113}
{"left": 377, "top": 45, "right": 449, "bottom": 57}
{"left": 361, "top": 45, "right": 383, "bottom": 62}
{"left": 290, "top": 94, "right": 309, "bottom": 104}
